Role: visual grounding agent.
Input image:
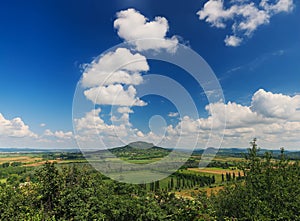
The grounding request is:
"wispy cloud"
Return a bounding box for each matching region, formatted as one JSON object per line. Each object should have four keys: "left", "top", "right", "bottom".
{"left": 220, "top": 49, "right": 287, "bottom": 80}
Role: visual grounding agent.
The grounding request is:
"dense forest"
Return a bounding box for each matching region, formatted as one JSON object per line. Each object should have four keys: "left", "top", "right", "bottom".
{"left": 0, "top": 139, "right": 299, "bottom": 220}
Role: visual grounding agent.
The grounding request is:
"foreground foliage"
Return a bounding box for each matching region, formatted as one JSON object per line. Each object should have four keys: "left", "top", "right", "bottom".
{"left": 0, "top": 139, "right": 299, "bottom": 220}
{"left": 211, "top": 139, "right": 300, "bottom": 220}
{"left": 0, "top": 163, "right": 215, "bottom": 221}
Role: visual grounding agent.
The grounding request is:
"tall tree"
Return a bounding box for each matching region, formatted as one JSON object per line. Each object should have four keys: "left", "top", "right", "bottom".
{"left": 35, "top": 162, "right": 61, "bottom": 215}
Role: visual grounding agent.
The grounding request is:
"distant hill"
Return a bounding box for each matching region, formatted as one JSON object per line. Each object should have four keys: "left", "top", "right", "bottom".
{"left": 109, "top": 141, "right": 171, "bottom": 160}
{"left": 1, "top": 144, "right": 299, "bottom": 160}
{"left": 127, "top": 141, "right": 155, "bottom": 149}
{"left": 192, "top": 147, "right": 300, "bottom": 159}
{"left": 0, "top": 147, "right": 80, "bottom": 153}
{"left": 192, "top": 147, "right": 248, "bottom": 156}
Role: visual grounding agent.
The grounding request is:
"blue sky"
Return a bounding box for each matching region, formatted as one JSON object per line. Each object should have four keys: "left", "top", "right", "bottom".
{"left": 1, "top": 0, "right": 300, "bottom": 149}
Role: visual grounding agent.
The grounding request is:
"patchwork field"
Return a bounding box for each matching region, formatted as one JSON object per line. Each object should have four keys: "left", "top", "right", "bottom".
{"left": 0, "top": 155, "right": 43, "bottom": 165}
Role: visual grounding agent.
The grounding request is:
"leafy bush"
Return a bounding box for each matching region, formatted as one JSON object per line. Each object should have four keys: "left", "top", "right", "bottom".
{"left": 211, "top": 139, "right": 300, "bottom": 220}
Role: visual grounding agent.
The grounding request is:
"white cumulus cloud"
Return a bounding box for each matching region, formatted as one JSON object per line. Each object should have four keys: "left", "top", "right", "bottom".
{"left": 84, "top": 84, "right": 147, "bottom": 106}
{"left": 81, "top": 47, "right": 148, "bottom": 108}
{"left": 117, "top": 107, "right": 134, "bottom": 114}
{"left": 251, "top": 89, "right": 300, "bottom": 119}
{"left": 161, "top": 89, "right": 300, "bottom": 149}
{"left": 224, "top": 35, "right": 243, "bottom": 46}
{"left": 43, "top": 129, "right": 73, "bottom": 140}
{"left": 82, "top": 48, "right": 149, "bottom": 88}
{"left": 197, "top": 0, "right": 295, "bottom": 46}
{"left": 197, "top": 0, "right": 237, "bottom": 28}
{"left": 0, "top": 113, "right": 76, "bottom": 148}
{"left": 73, "top": 89, "right": 300, "bottom": 149}
{"left": 0, "top": 113, "right": 37, "bottom": 138}
{"left": 114, "top": 8, "right": 179, "bottom": 52}
{"left": 74, "top": 108, "right": 147, "bottom": 148}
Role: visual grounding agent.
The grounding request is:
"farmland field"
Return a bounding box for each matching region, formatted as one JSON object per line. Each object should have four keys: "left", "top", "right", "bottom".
{"left": 188, "top": 167, "right": 241, "bottom": 175}
{"left": 0, "top": 155, "right": 43, "bottom": 165}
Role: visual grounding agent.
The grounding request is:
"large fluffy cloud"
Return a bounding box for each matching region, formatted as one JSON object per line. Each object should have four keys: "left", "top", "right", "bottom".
{"left": 79, "top": 8, "right": 181, "bottom": 134}
{"left": 197, "top": 0, "right": 295, "bottom": 46}
{"left": 82, "top": 48, "right": 148, "bottom": 107}
{"left": 84, "top": 84, "right": 147, "bottom": 106}
{"left": 197, "top": 0, "right": 237, "bottom": 28}
{"left": 0, "top": 113, "right": 75, "bottom": 148}
{"left": 82, "top": 48, "right": 149, "bottom": 88}
{"left": 75, "top": 89, "right": 300, "bottom": 149}
{"left": 202, "top": 101, "right": 269, "bottom": 130}
{"left": 251, "top": 89, "right": 300, "bottom": 119}
{"left": 74, "top": 108, "right": 146, "bottom": 148}
{"left": 176, "top": 89, "right": 300, "bottom": 148}
{"left": 2, "top": 89, "right": 300, "bottom": 149}
{"left": 114, "top": 8, "right": 179, "bottom": 52}
{"left": 0, "top": 113, "right": 37, "bottom": 138}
